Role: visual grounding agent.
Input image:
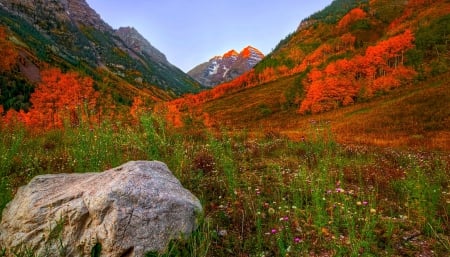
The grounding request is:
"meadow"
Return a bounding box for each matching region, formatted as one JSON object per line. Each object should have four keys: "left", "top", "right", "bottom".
{"left": 1, "top": 114, "right": 449, "bottom": 256}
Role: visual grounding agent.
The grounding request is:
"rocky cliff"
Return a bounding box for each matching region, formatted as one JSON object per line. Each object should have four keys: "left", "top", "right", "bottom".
{"left": 0, "top": 0, "right": 112, "bottom": 32}
{"left": 188, "top": 46, "right": 264, "bottom": 87}
{"left": 115, "top": 26, "right": 169, "bottom": 65}
{"left": 0, "top": 0, "right": 201, "bottom": 94}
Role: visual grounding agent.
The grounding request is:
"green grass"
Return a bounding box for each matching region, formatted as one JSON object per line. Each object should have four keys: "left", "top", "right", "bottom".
{"left": 0, "top": 115, "right": 449, "bottom": 256}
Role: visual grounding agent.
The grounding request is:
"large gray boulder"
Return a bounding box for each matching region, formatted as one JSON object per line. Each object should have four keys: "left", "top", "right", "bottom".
{"left": 0, "top": 161, "right": 202, "bottom": 257}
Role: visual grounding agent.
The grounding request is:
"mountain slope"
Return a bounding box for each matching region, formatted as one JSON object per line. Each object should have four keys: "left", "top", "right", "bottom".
{"left": 188, "top": 46, "right": 264, "bottom": 87}
{"left": 115, "top": 27, "right": 169, "bottom": 65}
{"left": 164, "top": 0, "right": 450, "bottom": 150}
{"left": 0, "top": 0, "right": 201, "bottom": 96}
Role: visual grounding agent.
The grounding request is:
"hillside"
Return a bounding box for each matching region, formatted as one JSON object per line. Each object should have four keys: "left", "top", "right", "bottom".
{"left": 0, "top": 0, "right": 201, "bottom": 115}
{"left": 188, "top": 46, "right": 264, "bottom": 87}
{"left": 164, "top": 0, "right": 450, "bottom": 151}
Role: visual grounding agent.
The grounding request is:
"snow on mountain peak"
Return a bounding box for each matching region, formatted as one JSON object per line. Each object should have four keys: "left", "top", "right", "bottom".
{"left": 188, "top": 46, "right": 264, "bottom": 87}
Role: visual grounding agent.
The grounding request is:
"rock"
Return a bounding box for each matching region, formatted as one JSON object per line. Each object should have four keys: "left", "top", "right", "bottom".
{"left": 0, "top": 161, "right": 202, "bottom": 257}
{"left": 115, "top": 27, "right": 169, "bottom": 65}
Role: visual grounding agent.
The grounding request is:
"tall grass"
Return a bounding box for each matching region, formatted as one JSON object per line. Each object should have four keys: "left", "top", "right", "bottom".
{"left": 0, "top": 126, "right": 24, "bottom": 210}
{"left": 0, "top": 114, "right": 449, "bottom": 256}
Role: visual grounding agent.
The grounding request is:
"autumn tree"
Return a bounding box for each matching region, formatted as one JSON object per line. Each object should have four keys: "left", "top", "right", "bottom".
{"left": 299, "top": 30, "right": 416, "bottom": 114}
{"left": 337, "top": 8, "right": 367, "bottom": 31}
{"left": 28, "top": 68, "right": 99, "bottom": 129}
{"left": 0, "top": 26, "right": 18, "bottom": 72}
{"left": 340, "top": 33, "right": 356, "bottom": 50}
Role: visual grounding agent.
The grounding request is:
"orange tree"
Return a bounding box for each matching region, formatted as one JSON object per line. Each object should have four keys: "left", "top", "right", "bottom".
{"left": 28, "top": 68, "right": 99, "bottom": 129}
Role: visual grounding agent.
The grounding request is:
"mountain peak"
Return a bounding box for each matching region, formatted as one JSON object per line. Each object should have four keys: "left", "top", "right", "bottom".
{"left": 223, "top": 50, "right": 239, "bottom": 58}
{"left": 241, "top": 46, "right": 264, "bottom": 58}
{"left": 115, "top": 26, "right": 169, "bottom": 64}
{"left": 188, "top": 46, "right": 264, "bottom": 87}
{"left": 240, "top": 46, "right": 265, "bottom": 66}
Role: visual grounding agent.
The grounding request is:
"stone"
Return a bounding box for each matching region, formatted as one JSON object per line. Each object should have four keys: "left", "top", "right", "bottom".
{"left": 0, "top": 161, "right": 202, "bottom": 257}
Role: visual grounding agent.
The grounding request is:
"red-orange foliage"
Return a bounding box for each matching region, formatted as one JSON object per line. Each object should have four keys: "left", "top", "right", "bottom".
{"left": 0, "top": 105, "right": 3, "bottom": 128}
{"left": 337, "top": 8, "right": 367, "bottom": 31}
{"left": 130, "top": 96, "right": 144, "bottom": 121}
{"left": 0, "top": 26, "right": 18, "bottom": 72}
{"left": 340, "top": 33, "right": 356, "bottom": 49}
{"left": 307, "top": 44, "right": 333, "bottom": 65}
{"left": 277, "top": 65, "right": 290, "bottom": 76}
{"left": 161, "top": 70, "right": 262, "bottom": 127}
{"left": 165, "top": 102, "right": 183, "bottom": 127}
{"left": 287, "top": 48, "right": 304, "bottom": 63}
{"left": 258, "top": 67, "right": 276, "bottom": 83}
{"left": 28, "top": 68, "right": 99, "bottom": 129}
{"left": 3, "top": 109, "right": 29, "bottom": 126}
{"left": 299, "top": 30, "right": 416, "bottom": 114}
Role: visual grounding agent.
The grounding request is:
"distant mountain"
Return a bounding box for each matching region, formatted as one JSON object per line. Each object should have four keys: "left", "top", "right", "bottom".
{"left": 188, "top": 46, "right": 264, "bottom": 87}
{"left": 0, "top": 0, "right": 201, "bottom": 96}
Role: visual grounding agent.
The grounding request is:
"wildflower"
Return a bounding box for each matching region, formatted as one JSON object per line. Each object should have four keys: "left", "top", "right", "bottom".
{"left": 294, "top": 237, "right": 302, "bottom": 243}
{"left": 218, "top": 229, "right": 228, "bottom": 237}
{"left": 370, "top": 208, "right": 376, "bottom": 214}
{"left": 335, "top": 188, "right": 345, "bottom": 193}
{"left": 356, "top": 201, "right": 362, "bottom": 206}
{"left": 268, "top": 208, "right": 276, "bottom": 215}
{"left": 271, "top": 228, "right": 277, "bottom": 234}
{"left": 362, "top": 201, "right": 368, "bottom": 206}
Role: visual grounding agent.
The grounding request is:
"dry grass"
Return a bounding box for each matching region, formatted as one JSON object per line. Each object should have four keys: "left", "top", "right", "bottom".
{"left": 199, "top": 73, "right": 450, "bottom": 152}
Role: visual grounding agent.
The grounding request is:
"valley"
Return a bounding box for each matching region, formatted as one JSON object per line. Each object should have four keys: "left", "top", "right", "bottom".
{"left": 0, "top": 0, "right": 449, "bottom": 256}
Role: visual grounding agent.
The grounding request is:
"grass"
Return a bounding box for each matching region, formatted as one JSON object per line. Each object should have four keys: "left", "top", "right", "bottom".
{"left": 1, "top": 115, "right": 449, "bottom": 256}
{"left": 200, "top": 72, "right": 450, "bottom": 152}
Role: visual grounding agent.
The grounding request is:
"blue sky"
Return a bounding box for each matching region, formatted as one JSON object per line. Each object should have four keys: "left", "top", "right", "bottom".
{"left": 86, "top": 0, "right": 333, "bottom": 72}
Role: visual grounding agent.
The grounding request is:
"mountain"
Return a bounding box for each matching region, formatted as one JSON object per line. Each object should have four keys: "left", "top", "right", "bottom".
{"left": 0, "top": 0, "right": 201, "bottom": 100}
{"left": 188, "top": 46, "right": 264, "bottom": 87}
{"left": 164, "top": 0, "right": 450, "bottom": 150}
{"left": 115, "top": 27, "right": 169, "bottom": 65}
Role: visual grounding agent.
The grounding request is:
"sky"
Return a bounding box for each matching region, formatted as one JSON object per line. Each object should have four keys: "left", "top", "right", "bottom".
{"left": 86, "top": 0, "right": 333, "bottom": 72}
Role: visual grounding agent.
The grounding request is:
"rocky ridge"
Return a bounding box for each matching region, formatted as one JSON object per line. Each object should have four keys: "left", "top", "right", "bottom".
{"left": 115, "top": 26, "right": 169, "bottom": 65}
{"left": 188, "top": 46, "right": 264, "bottom": 87}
